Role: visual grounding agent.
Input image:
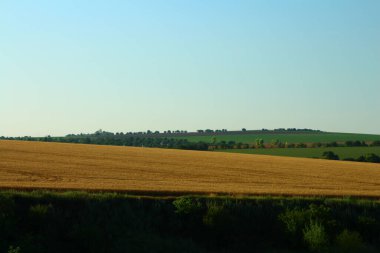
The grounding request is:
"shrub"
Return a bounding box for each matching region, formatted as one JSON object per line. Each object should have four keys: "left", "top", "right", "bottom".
{"left": 363, "top": 154, "right": 380, "bottom": 163}
{"left": 8, "top": 246, "right": 21, "bottom": 253}
{"left": 29, "top": 204, "right": 52, "bottom": 216}
{"left": 312, "top": 142, "right": 323, "bottom": 148}
{"left": 202, "top": 202, "right": 235, "bottom": 241}
{"left": 203, "top": 203, "right": 229, "bottom": 228}
{"left": 335, "top": 230, "right": 364, "bottom": 253}
{"left": 296, "top": 143, "right": 307, "bottom": 148}
{"left": 326, "top": 142, "right": 338, "bottom": 147}
{"left": 307, "top": 204, "right": 331, "bottom": 223}
{"left": 173, "top": 197, "right": 202, "bottom": 215}
{"left": 279, "top": 208, "right": 308, "bottom": 236}
{"left": 303, "top": 221, "right": 328, "bottom": 252}
{"left": 356, "top": 154, "right": 380, "bottom": 163}
{"left": 279, "top": 207, "right": 310, "bottom": 246}
{"left": 279, "top": 204, "right": 332, "bottom": 247}
{"left": 322, "top": 151, "right": 339, "bottom": 160}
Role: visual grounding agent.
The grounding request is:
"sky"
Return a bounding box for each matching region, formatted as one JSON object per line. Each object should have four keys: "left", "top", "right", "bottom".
{"left": 1, "top": 0, "right": 379, "bottom": 136}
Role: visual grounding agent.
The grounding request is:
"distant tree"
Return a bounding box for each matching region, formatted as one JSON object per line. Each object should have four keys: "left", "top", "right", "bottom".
{"left": 371, "top": 140, "right": 380, "bottom": 146}
{"left": 322, "top": 151, "right": 340, "bottom": 160}
{"left": 362, "top": 153, "right": 380, "bottom": 163}
{"left": 326, "top": 141, "right": 338, "bottom": 147}
{"left": 241, "top": 144, "right": 249, "bottom": 149}
{"left": 311, "top": 142, "right": 322, "bottom": 148}
{"left": 242, "top": 128, "right": 246, "bottom": 132}
{"left": 271, "top": 139, "right": 280, "bottom": 147}
{"left": 296, "top": 143, "right": 307, "bottom": 148}
{"left": 256, "top": 139, "right": 264, "bottom": 148}
{"left": 345, "top": 141, "right": 354, "bottom": 147}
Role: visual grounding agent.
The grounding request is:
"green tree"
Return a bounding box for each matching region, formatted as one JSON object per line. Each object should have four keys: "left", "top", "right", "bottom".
{"left": 303, "top": 221, "right": 328, "bottom": 252}
{"left": 256, "top": 139, "right": 264, "bottom": 148}
{"left": 322, "top": 151, "right": 339, "bottom": 160}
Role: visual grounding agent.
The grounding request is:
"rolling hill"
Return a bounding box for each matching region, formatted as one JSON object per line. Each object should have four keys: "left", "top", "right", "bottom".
{"left": 1, "top": 140, "right": 380, "bottom": 197}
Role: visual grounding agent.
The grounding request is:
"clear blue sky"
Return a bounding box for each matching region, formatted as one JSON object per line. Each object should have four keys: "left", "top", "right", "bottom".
{"left": 1, "top": 0, "right": 379, "bottom": 136}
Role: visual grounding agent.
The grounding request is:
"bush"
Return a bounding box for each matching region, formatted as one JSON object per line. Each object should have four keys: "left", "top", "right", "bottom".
{"left": 296, "top": 143, "right": 307, "bottom": 148}
{"left": 322, "top": 151, "right": 340, "bottom": 160}
{"left": 203, "top": 203, "right": 231, "bottom": 229}
{"left": 335, "top": 230, "right": 364, "bottom": 253}
{"left": 8, "top": 246, "right": 21, "bottom": 253}
{"left": 363, "top": 154, "right": 380, "bottom": 163}
{"left": 173, "top": 197, "right": 202, "bottom": 215}
{"left": 279, "top": 208, "right": 308, "bottom": 236}
{"left": 29, "top": 204, "right": 52, "bottom": 217}
{"left": 303, "top": 221, "right": 328, "bottom": 252}
{"left": 326, "top": 142, "right": 338, "bottom": 147}
{"left": 278, "top": 204, "right": 332, "bottom": 248}
{"left": 356, "top": 153, "right": 380, "bottom": 163}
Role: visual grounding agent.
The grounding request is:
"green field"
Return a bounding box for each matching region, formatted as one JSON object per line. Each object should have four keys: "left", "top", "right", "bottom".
{"left": 217, "top": 146, "right": 380, "bottom": 160}
{"left": 176, "top": 132, "right": 380, "bottom": 144}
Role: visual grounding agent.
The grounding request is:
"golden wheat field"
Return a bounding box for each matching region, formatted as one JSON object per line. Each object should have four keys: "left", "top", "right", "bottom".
{"left": 1, "top": 140, "right": 380, "bottom": 197}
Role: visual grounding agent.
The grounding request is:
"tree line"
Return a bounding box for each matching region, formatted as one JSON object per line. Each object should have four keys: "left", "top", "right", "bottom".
{"left": 322, "top": 151, "right": 380, "bottom": 163}
{"left": 1, "top": 132, "right": 380, "bottom": 153}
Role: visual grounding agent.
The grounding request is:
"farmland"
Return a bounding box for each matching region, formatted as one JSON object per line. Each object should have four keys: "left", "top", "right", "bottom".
{"left": 1, "top": 140, "right": 380, "bottom": 197}
{"left": 2, "top": 140, "right": 380, "bottom": 252}
{"left": 172, "top": 132, "right": 380, "bottom": 144}
{"left": 218, "top": 146, "right": 380, "bottom": 160}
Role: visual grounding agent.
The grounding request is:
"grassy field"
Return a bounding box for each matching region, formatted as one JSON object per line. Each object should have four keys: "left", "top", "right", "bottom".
{"left": 217, "top": 147, "right": 380, "bottom": 160}
{"left": 173, "top": 132, "right": 380, "bottom": 144}
{"left": 1, "top": 140, "right": 380, "bottom": 197}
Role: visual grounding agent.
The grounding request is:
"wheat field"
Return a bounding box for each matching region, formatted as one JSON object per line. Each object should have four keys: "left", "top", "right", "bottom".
{"left": 1, "top": 140, "right": 380, "bottom": 197}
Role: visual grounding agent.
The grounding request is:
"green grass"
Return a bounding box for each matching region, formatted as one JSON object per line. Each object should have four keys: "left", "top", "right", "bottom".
{"left": 216, "top": 146, "right": 380, "bottom": 160}
{"left": 174, "top": 132, "right": 380, "bottom": 144}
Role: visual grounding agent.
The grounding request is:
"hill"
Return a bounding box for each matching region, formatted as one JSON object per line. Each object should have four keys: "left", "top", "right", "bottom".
{"left": 218, "top": 146, "right": 380, "bottom": 160}
{"left": 1, "top": 140, "right": 380, "bottom": 197}
{"left": 173, "top": 131, "right": 380, "bottom": 144}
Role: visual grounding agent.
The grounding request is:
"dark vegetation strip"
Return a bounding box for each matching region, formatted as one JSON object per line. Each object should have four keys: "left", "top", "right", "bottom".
{"left": 219, "top": 148, "right": 380, "bottom": 164}
{"left": 1, "top": 131, "right": 380, "bottom": 151}
{"left": 2, "top": 130, "right": 380, "bottom": 165}
{"left": 3, "top": 186, "right": 380, "bottom": 200}
{"left": 1, "top": 190, "right": 380, "bottom": 253}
